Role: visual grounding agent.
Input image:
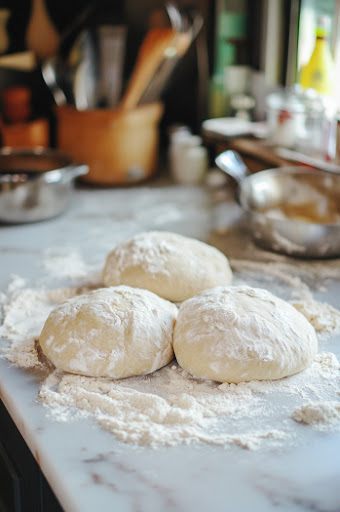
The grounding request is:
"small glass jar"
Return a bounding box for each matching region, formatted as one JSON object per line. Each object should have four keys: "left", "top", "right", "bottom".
{"left": 298, "top": 88, "right": 337, "bottom": 160}
{"left": 266, "top": 85, "right": 337, "bottom": 160}
{"left": 266, "top": 86, "right": 306, "bottom": 149}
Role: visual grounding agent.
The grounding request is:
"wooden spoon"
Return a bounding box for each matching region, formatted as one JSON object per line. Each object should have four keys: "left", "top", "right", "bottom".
{"left": 120, "top": 27, "right": 175, "bottom": 110}
{"left": 138, "top": 31, "right": 192, "bottom": 104}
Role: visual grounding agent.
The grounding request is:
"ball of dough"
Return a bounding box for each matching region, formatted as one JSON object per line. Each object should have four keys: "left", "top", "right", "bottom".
{"left": 39, "top": 286, "right": 178, "bottom": 379}
{"left": 103, "top": 231, "right": 232, "bottom": 302}
{"left": 173, "top": 286, "right": 318, "bottom": 383}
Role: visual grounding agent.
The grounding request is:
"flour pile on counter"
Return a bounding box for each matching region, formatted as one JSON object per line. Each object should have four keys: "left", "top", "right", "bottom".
{"left": 37, "top": 351, "right": 339, "bottom": 447}
{"left": 1, "top": 248, "right": 340, "bottom": 448}
{"left": 292, "top": 400, "right": 340, "bottom": 426}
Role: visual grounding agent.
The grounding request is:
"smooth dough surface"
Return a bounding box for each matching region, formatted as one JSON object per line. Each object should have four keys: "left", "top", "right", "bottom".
{"left": 103, "top": 231, "right": 233, "bottom": 302}
{"left": 39, "top": 286, "right": 178, "bottom": 378}
{"left": 173, "top": 286, "right": 318, "bottom": 383}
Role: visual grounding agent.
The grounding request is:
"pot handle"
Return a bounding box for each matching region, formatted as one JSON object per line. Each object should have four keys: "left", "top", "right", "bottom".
{"left": 68, "top": 163, "right": 89, "bottom": 179}
{"left": 215, "top": 150, "right": 250, "bottom": 185}
{"left": 44, "top": 163, "right": 89, "bottom": 183}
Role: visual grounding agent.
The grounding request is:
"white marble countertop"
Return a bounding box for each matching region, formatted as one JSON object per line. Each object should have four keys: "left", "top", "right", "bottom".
{"left": 0, "top": 181, "right": 340, "bottom": 512}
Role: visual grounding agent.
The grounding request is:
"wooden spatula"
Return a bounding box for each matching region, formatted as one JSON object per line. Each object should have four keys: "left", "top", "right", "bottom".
{"left": 120, "top": 27, "right": 175, "bottom": 110}
{"left": 138, "top": 31, "right": 192, "bottom": 104}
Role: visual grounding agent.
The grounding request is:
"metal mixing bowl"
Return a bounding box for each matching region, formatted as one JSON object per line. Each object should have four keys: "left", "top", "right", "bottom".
{"left": 216, "top": 150, "right": 340, "bottom": 259}
{"left": 0, "top": 148, "right": 88, "bottom": 224}
{"left": 239, "top": 167, "right": 340, "bottom": 258}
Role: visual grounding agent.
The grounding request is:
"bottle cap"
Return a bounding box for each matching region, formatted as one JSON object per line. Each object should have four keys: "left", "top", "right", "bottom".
{"left": 316, "top": 15, "right": 331, "bottom": 37}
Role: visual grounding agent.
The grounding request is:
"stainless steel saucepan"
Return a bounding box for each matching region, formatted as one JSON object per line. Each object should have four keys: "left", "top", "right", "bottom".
{"left": 0, "top": 148, "right": 88, "bottom": 224}
{"left": 215, "top": 150, "right": 340, "bottom": 259}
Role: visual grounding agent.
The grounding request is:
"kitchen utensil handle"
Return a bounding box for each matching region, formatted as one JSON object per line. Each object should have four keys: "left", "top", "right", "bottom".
{"left": 120, "top": 28, "right": 175, "bottom": 110}
{"left": 69, "top": 164, "right": 89, "bottom": 178}
{"left": 215, "top": 150, "right": 250, "bottom": 184}
{"left": 44, "top": 164, "right": 88, "bottom": 183}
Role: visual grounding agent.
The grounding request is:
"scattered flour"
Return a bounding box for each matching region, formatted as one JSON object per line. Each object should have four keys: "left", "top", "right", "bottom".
{"left": 229, "top": 258, "right": 340, "bottom": 338}
{"left": 7, "top": 274, "right": 28, "bottom": 293}
{"left": 210, "top": 228, "right": 340, "bottom": 289}
{"left": 291, "top": 299, "right": 340, "bottom": 335}
{"left": 35, "top": 347, "right": 340, "bottom": 448}
{"left": 292, "top": 401, "right": 340, "bottom": 427}
{"left": 38, "top": 367, "right": 290, "bottom": 449}
{"left": 42, "top": 248, "right": 102, "bottom": 284}
{"left": 1, "top": 250, "right": 340, "bottom": 449}
{"left": 231, "top": 259, "right": 313, "bottom": 299}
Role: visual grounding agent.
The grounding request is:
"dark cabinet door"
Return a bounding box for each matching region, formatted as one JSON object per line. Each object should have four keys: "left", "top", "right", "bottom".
{"left": 0, "top": 400, "right": 63, "bottom": 512}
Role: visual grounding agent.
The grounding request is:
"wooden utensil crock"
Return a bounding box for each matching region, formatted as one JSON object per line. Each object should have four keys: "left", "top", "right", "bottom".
{"left": 55, "top": 102, "right": 164, "bottom": 185}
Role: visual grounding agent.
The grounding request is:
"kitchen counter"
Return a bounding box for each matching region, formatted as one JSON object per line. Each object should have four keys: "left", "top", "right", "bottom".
{"left": 0, "top": 180, "right": 340, "bottom": 512}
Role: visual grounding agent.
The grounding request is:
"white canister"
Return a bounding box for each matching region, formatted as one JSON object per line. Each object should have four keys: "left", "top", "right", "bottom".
{"left": 169, "top": 134, "right": 208, "bottom": 184}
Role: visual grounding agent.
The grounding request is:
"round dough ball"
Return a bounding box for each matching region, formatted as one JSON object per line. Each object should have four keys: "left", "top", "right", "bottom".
{"left": 39, "top": 285, "right": 178, "bottom": 379}
{"left": 173, "top": 286, "right": 318, "bottom": 383}
{"left": 103, "top": 231, "right": 232, "bottom": 302}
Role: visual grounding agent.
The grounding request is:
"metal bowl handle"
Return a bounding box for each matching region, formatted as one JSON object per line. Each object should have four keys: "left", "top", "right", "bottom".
{"left": 215, "top": 150, "right": 250, "bottom": 185}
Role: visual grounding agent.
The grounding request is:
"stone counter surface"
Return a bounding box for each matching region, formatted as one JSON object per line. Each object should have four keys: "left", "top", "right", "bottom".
{"left": 0, "top": 184, "right": 339, "bottom": 512}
